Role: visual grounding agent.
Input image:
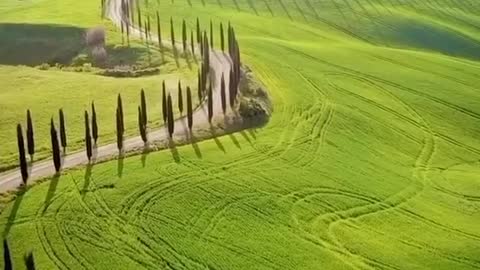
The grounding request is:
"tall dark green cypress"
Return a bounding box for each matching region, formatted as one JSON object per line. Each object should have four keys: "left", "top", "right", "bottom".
{"left": 229, "top": 68, "right": 236, "bottom": 108}
{"left": 187, "top": 87, "right": 193, "bottom": 130}
{"left": 197, "top": 71, "right": 202, "bottom": 101}
{"left": 141, "top": 89, "right": 147, "bottom": 125}
{"left": 167, "top": 94, "right": 174, "bottom": 137}
{"left": 3, "top": 239, "right": 12, "bottom": 270}
{"left": 138, "top": 106, "right": 147, "bottom": 143}
{"left": 220, "top": 22, "right": 225, "bottom": 51}
{"left": 170, "top": 17, "right": 175, "bottom": 48}
{"left": 24, "top": 252, "right": 35, "bottom": 270}
{"left": 190, "top": 30, "right": 195, "bottom": 56}
{"left": 59, "top": 109, "right": 67, "bottom": 151}
{"left": 84, "top": 111, "right": 92, "bottom": 161}
{"left": 116, "top": 108, "right": 123, "bottom": 152}
{"left": 117, "top": 94, "right": 124, "bottom": 133}
{"left": 178, "top": 81, "right": 184, "bottom": 114}
{"left": 156, "top": 11, "right": 162, "bottom": 49}
{"left": 208, "top": 82, "right": 213, "bottom": 123}
{"left": 91, "top": 102, "right": 98, "bottom": 144}
{"left": 50, "top": 119, "right": 61, "bottom": 173}
{"left": 26, "top": 109, "right": 35, "bottom": 158}
{"left": 17, "top": 124, "right": 28, "bottom": 183}
{"left": 162, "top": 81, "right": 167, "bottom": 122}
{"left": 220, "top": 73, "right": 226, "bottom": 114}
{"left": 210, "top": 20, "right": 214, "bottom": 48}
{"left": 147, "top": 15, "right": 152, "bottom": 40}
{"left": 182, "top": 19, "right": 187, "bottom": 52}
{"left": 196, "top": 17, "right": 201, "bottom": 43}
{"left": 137, "top": 0, "right": 142, "bottom": 34}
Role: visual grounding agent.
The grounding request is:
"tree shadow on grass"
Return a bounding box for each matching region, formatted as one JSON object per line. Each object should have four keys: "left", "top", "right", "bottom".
{"left": 117, "top": 155, "right": 124, "bottom": 178}
{"left": 42, "top": 174, "right": 60, "bottom": 215}
{"left": 2, "top": 187, "right": 26, "bottom": 237}
{"left": 168, "top": 138, "right": 181, "bottom": 163}
{"left": 82, "top": 163, "right": 93, "bottom": 196}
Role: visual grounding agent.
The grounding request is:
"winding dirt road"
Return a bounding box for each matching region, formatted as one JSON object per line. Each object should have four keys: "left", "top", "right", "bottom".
{"left": 0, "top": 0, "right": 234, "bottom": 192}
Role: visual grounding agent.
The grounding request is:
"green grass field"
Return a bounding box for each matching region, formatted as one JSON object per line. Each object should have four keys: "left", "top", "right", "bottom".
{"left": 0, "top": 0, "right": 198, "bottom": 171}
{"left": 1, "top": 0, "right": 480, "bottom": 269}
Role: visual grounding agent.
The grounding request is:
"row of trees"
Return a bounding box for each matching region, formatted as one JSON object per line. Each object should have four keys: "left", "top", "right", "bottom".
{"left": 16, "top": 108, "right": 73, "bottom": 183}
{"left": 3, "top": 239, "right": 35, "bottom": 270}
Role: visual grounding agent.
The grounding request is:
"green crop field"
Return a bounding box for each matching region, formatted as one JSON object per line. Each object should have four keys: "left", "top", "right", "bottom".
{"left": 1, "top": 0, "right": 480, "bottom": 269}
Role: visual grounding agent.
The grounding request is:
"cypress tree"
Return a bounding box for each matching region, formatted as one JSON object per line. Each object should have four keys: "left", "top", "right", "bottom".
{"left": 220, "top": 22, "right": 225, "bottom": 51}
{"left": 196, "top": 17, "right": 201, "bottom": 43}
{"left": 178, "top": 81, "right": 184, "bottom": 114}
{"left": 17, "top": 124, "right": 28, "bottom": 184}
{"left": 156, "top": 11, "right": 162, "bottom": 49}
{"left": 26, "top": 109, "right": 35, "bottom": 158}
{"left": 167, "top": 94, "right": 174, "bottom": 137}
{"left": 140, "top": 89, "right": 147, "bottom": 125}
{"left": 182, "top": 19, "right": 187, "bottom": 52}
{"left": 3, "top": 239, "right": 12, "bottom": 270}
{"left": 126, "top": 17, "right": 130, "bottom": 46}
{"left": 147, "top": 15, "right": 152, "bottom": 40}
{"left": 138, "top": 106, "right": 147, "bottom": 143}
{"left": 24, "top": 252, "right": 35, "bottom": 270}
{"left": 187, "top": 86, "right": 193, "bottom": 130}
{"left": 117, "top": 94, "right": 124, "bottom": 133}
{"left": 208, "top": 82, "right": 213, "bottom": 123}
{"left": 116, "top": 108, "right": 123, "bottom": 152}
{"left": 197, "top": 71, "right": 202, "bottom": 101}
{"left": 59, "top": 109, "right": 67, "bottom": 151}
{"left": 137, "top": 1, "right": 142, "bottom": 34}
{"left": 84, "top": 111, "right": 92, "bottom": 161}
{"left": 121, "top": 18, "right": 125, "bottom": 44}
{"left": 190, "top": 30, "right": 195, "bottom": 55}
{"left": 229, "top": 68, "right": 236, "bottom": 108}
{"left": 162, "top": 81, "right": 167, "bottom": 122}
{"left": 210, "top": 20, "right": 214, "bottom": 49}
{"left": 220, "top": 73, "right": 226, "bottom": 114}
{"left": 50, "top": 119, "right": 61, "bottom": 173}
{"left": 91, "top": 102, "right": 98, "bottom": 144}
{"left": 170, "top": 17, "right": 175, "bottom": 48}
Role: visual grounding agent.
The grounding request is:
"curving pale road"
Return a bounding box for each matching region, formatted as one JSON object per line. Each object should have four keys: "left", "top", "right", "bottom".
{"left": 0, "top": 0, "right": 234, "bottom": 192}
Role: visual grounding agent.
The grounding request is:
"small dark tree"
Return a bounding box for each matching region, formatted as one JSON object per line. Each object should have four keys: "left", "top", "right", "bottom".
{"left": 3, "top": 239, "right": 12, "bottom": 270}
{"left": 50, "top": 119, "right": 61, "bottom": 173}
{"left": 117, "top": 94, "right": 124, "bottom": 133}
{"left": 116, "top": 108, "right": 123, "bottom": 152}
{"left": 147, "top": 16, "right": 152, "bottom": 41}
{"left": 156, "top": 11, "right": 162, "bottom": 49}
{"left": 84, "top": 111, "right": 92, "bottom": 161}
{"left": 197, "top": 71, "right": 203, "bottom": 101}
{"left": 137, "top": 1, "right": 142, "bottom": 34}
{"left": 91, "top": 102, "right": 98, "bottom": 144}
{"left": 220, "top": 22, "right": 225, "bottom": 51}
{"left": 24, "top": 252, "right": 35, "bottom": 270}
{"left": 59, "top": 109, "right": 67, "bottom": 151}
{"left": 208, "top": 82, "right": 213, "bottom": 123}
{"left": 229, "top": 68, "right": 236, "bottom": 108}
{"left": 162, "top": 81, "right": 167, "bottom": 122}
{"left": 140, "top": 89, "right": 148, "bottom": 125}
{"left": 167, "top": 94, "right": 174, "bottom": 137}
{"left": 26, "top": 109, "right": 35, "bottom": 159}
{"left": 210, "top": 20, "right": 214, "bottom": 49}
{"left": 182, "top": 19, "right": 187, "bottom": 52}
{"left": 220, "top": 73, "right": 226, "bottom": 114}
{"left": 190, "top": 30, "right": 195, "bottom": 55}
{"left": 170, "top": 17, "right": 175, "bottom": 48}
{"left": 196, "top": 17, "right": 201, "bottom": 43}
{"left": 17, "top": 124, "right": 28, "bottom": 184}
{"left": 187, "top": 87, "right": 193, "bottom": 130}
{"left": 138, "top": 106, "right": 147, "bottom": 143}
{"left": 178, "top": 81, "right": 184, "bottom": 114}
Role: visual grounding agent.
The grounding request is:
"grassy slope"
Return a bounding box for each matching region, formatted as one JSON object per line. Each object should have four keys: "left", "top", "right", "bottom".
{"left": 1, "top": 0, "right": 480, "bottom": 269}
{"left": 0, "top": 0, "right": 198, "bottom": 171}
